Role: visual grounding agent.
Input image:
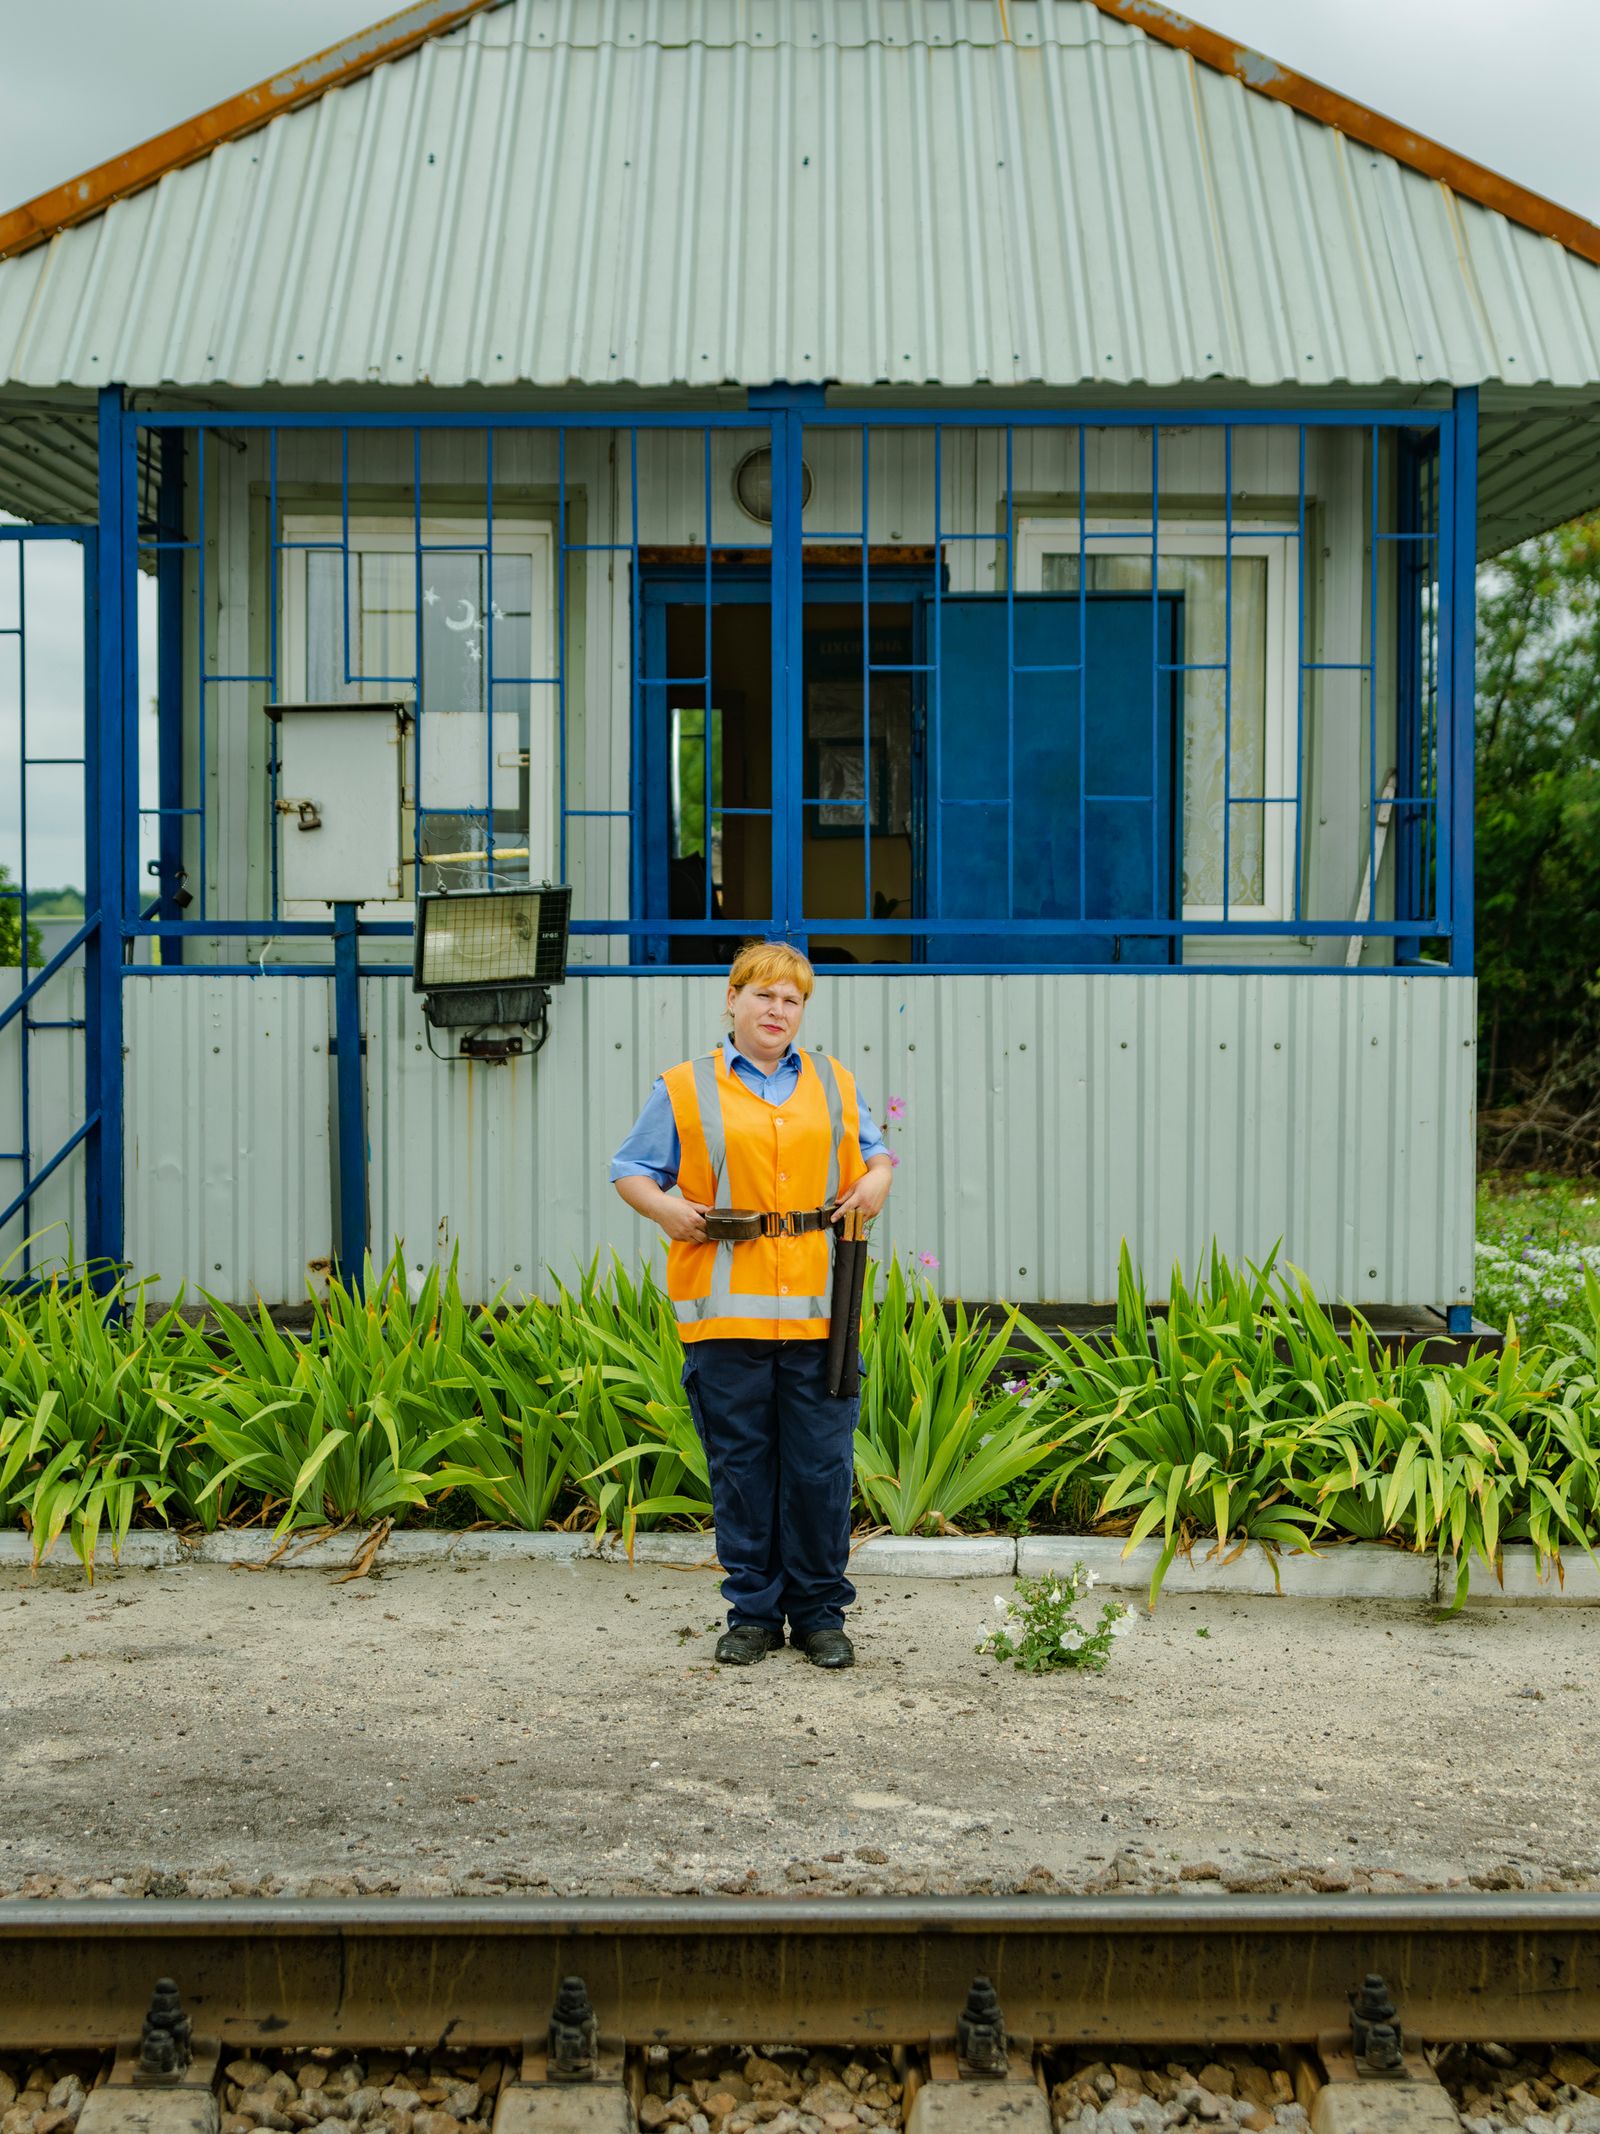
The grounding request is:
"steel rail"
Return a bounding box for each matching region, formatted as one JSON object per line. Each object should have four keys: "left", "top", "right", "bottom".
{"left": 2, "top": 1895, "right": 1599, "bottom": 2050}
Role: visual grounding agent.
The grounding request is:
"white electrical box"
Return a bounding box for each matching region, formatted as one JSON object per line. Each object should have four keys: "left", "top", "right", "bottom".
{"left": 266, "top": 700, "right": 409, "bottom": 904}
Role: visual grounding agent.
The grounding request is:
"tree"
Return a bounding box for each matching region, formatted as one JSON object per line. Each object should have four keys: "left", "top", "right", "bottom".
{"left": 0, "top": 860, "right": 44, "bottom": 969}
{"left": 1475, "top": 515, "right": 1600, "bottom": 1166}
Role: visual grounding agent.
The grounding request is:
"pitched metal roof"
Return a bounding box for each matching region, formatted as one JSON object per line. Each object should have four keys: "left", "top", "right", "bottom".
{"left": 2, "top": 0, "right": 1600, "bottom": 401}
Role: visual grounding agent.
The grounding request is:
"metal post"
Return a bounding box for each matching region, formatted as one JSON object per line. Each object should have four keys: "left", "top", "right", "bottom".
{"left": 1447, "top": 388, "right": 1478, "bottom": 978}
{"left": 156, "top": 431, "right": 186, "bottom": 954}
{"left": 1393, "top": 431, "right": 1423, "bottom": 967}
{"left": 1445, "top": 389, "right": 1478, "bottom": 1337}
{"left": 331, "top": 900, "right": 369, "bottom": 1289}
{"left": 750, "top": 383, "right": 823, "bottom": 945}
{"left": 86, "top": 389, "right": 128, "bottom": 1286}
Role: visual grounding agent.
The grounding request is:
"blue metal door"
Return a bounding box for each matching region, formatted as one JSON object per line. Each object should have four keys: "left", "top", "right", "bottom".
{"left": 928, "top": 592, "right": 1182, "bottom": 966}
{"left": 0, "top": 523, "right": 105, "bottom": 1281}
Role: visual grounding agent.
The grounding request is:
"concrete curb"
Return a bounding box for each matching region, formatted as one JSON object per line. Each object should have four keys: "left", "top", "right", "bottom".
{"left": 0, "top": 1530, "right": 189, "bottom": 1570}
{"left": 204, "top": 1529, "right": 597, "bottom": 1570}
{"left": 848, "top": 1535, "right": 1017, "bottom": 1578}
{"left": 1017, "top": 1535, "right": 1438, "bottom": 1601}
{"left": 1460, "top": 1551, "right": 1600, "bottom": 1604}
{"left": 1, "top": 1526, "right": 1596, "bottom": 1602}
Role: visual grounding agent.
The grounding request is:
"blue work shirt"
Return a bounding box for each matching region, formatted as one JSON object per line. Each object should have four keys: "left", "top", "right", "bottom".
{"left": 610, "top": 1035, "right": 888, "bottom": 1191}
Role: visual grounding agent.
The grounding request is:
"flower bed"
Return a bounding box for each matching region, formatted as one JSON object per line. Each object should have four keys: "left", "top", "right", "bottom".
{"left": 3, "top": 1241, "right": 1598, "bottom": 1604}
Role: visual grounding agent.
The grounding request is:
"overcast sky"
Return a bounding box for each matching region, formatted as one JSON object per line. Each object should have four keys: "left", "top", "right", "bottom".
{"left": 0, "top": 0, "right": 1596, "bottom": 223}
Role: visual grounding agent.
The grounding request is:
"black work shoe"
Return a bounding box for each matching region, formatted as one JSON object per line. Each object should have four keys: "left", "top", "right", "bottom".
{"left": 714, "top": 1623, "right": 785, "bottom": 1666}
{"left": 792, "top": 1627, "right": 855, "bottom": 1669}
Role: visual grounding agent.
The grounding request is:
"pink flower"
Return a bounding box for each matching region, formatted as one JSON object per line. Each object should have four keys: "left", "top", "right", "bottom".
{"left": 916, "top": 1251, "right": 939, "bottom": 1271}
{"left": 886, "top": 1096, "right": 906, "bottom": 1122}
{"left": 888, "top": 1150, "right": 901, "bottom": 1168}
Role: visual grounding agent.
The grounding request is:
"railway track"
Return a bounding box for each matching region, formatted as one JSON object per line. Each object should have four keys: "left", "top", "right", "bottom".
{"left": 3, "top": 1897, "right": 1598, "bottom": 2134}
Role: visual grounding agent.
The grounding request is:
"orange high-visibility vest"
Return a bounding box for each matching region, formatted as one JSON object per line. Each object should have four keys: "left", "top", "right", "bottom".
{"left": 661, "top": 1047, "right": 867, "bottom": 1342}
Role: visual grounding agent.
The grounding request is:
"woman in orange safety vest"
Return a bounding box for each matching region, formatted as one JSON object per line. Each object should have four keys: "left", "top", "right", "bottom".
{"left": 611, "top": 942, "right": 894, "bottom": 1668}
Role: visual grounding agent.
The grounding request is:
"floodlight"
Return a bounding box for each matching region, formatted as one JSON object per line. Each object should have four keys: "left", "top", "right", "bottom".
{"left": 413, "top": 886, "right": 571, "bottom": 1053}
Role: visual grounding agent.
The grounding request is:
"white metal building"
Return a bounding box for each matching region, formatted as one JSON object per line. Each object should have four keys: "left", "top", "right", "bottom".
{"left": 2, "top": 0, "right": 1600, "bottom": 1320}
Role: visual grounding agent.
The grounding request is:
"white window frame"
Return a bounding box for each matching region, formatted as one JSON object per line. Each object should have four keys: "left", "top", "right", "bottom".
{"left": 278, "top": 512, "right": 556, "bottom": 920}
{"left": 1015, "top": 516, "right": 1299, "bottom": 925}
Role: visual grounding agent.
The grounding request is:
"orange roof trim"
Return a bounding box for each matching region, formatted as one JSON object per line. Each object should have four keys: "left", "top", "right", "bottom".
{"left": 1086, "top": 0, "right": 1600, "bottom": 269}
{"left": 2, "top": 0, "right": 1600, "bottom": 272}
{"left": 0, "top": 0, "right": 511, "bottom": 265}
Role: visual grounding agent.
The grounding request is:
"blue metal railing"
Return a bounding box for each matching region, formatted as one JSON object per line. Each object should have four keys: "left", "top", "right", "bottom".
{"left": 0, "top": 523, "right": 97, "bottom": 1277}
{"left": 105, "top": 397, "right": 1473, "bottom": 978}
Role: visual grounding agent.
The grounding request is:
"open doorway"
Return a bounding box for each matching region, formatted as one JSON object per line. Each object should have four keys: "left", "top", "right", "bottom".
{"left": 801, "top": 601, "right": 916, "bottom": 965}
{"left": 640, "top": 571, "right": 920, "bottom": 966}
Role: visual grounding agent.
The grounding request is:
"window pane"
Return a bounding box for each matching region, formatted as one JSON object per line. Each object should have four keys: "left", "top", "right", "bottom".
{"left": 488, "top": 554, "right": 534, "bottom": 695}
{"left": 293, "top": 535, "right": 550, "bottom": 891}
{"left": 357, "top": 551, "right": 415, "bottom": 686}
{"left": 421, "top": 555, "right": 484, "bottom": 713}
{"left": 305, "top": 551, "right": 343, "bottom": 698}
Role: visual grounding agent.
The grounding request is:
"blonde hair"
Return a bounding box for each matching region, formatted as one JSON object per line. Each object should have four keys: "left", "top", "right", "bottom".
{"left": 726, "top": 940, "right": 815, "bottom": 999}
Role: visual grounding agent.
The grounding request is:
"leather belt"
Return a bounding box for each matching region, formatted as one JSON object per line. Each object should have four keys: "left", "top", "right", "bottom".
{"left": 701, "top": 1204, "right": 837, "bottom": 1243}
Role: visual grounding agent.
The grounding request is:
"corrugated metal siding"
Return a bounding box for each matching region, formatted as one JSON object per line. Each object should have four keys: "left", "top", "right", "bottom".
{"left": 125, "top": 974, "right": 332, "bottom": 1304}
{"left": 0, "top": 963, "right": 86, "bottom": 1269}
{"left": 2, "top": 0, "right": 1598, "bottom": 396}
{"left": 360, "top": 970, "right": 1473, "bottom": 1311}
{"left": 120, "top": 970, "right": 1473, "bottom": 1308}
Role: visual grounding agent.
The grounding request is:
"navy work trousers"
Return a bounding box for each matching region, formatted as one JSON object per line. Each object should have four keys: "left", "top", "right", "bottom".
{"left": 681, "top": 1337, "right": 859, "bottom": 1634}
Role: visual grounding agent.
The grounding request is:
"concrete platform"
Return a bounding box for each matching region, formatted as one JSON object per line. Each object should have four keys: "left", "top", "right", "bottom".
{"left": 2, "top": 1556, "right": 1598, "bottom": 1900}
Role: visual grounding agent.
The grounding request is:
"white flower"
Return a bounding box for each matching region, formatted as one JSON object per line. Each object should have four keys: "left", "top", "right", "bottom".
{"left": 1109, "top": 1609, "right": 1136, "bottom": 1637}
{"left": 1059, "top": 1629, "right": 1084, "bottom": 1651}
{"left": 1084, "top": 1569, "right": 1100, "bottom": 1588}
{"left": 993, "top": 1594, "right": 1008, "bottom": 1609}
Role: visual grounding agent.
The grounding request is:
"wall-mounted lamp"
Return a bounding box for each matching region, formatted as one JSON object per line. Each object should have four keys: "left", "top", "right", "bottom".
{"left": 413, "top": 885, "right": 571, "bottom": 1058}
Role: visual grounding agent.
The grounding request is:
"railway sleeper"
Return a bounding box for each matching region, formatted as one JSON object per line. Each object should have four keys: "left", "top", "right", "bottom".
{"left": 0, "top": 2041, "right": 1521, "bottom": 2134}
{"left": 4, "top": 1965, "right": 1580, "bottom": 2134}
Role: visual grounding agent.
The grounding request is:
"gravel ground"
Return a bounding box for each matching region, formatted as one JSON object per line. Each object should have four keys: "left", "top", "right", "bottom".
{"left": 1436, "top": 2046, "right": 1600, "bottom": 2134}
{"left": 641, "top": 2047, "right": 903, "bottom": 2134}
{"left": 219, "top": 2049, "right": 504, "bottom": 2134}
{"left": 0, "top": 2055, "right": 100, "bottom": 2134}
{"left": 1, "top": 1557, "right": 1598, "bottom": 1898}
{"left": 1045, "top": 2051, "right": 1307, "bottom": 2134}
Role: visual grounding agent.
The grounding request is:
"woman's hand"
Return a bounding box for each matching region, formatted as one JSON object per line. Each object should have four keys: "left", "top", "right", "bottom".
{"left": 657, "top": 1196, "right": 711, "bottom": 1244}
{"left": 833, "top": 1156, "right": 894, "bottom": 1223}
{"left": 613, "top": 1174, "right": 710, "bottom": 1243}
